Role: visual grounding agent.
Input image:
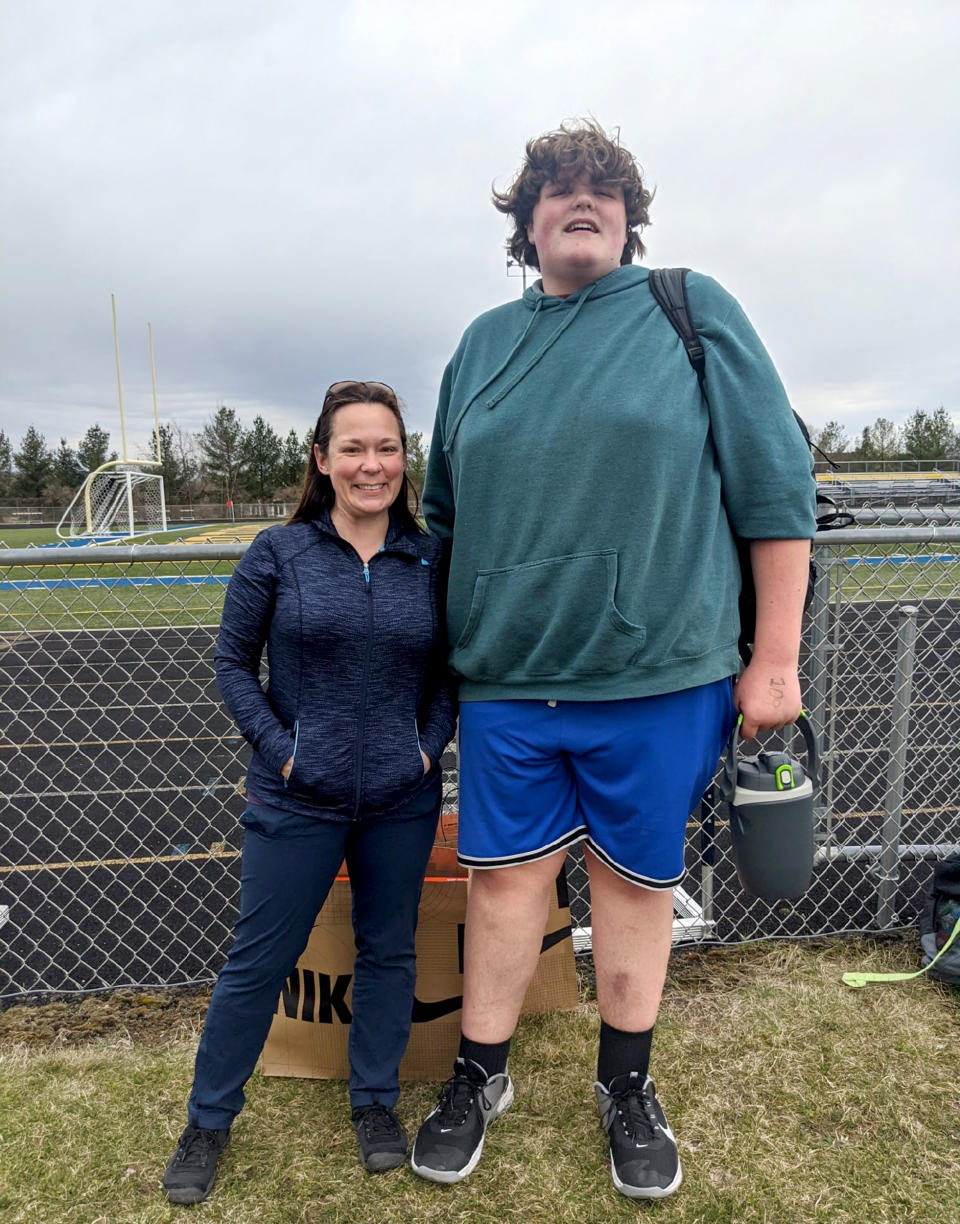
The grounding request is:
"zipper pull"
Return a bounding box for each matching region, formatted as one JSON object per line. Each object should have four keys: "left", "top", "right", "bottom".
{"left": 363, "top": 562, "right": 370, "bottom": 584}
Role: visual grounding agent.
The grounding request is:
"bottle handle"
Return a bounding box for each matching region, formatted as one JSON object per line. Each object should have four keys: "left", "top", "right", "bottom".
{"left": 720, "top": 710, "right": 820, "bottom": 802}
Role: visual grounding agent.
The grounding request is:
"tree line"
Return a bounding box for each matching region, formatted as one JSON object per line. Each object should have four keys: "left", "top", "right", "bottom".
{"left": 1, "top": 403, "right": 954, "bottom": 506}
{"left": 813, "top": 406, "right": 959, "bottom": 462}
{"left": 0, "top": 406, "right": 428, "bottom": 506}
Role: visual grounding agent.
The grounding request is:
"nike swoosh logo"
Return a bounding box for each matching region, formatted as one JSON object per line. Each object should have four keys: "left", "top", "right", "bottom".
{"left": 411, "top": 994, "right": 463, "bottom": 1021}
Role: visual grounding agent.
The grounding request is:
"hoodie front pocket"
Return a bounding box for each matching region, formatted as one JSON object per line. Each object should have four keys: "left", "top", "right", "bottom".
{"left": 452, "top": 550, "right": 646, "bottom": 682}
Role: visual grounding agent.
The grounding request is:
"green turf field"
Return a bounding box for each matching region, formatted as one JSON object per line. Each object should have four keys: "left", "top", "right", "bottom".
{"left": 0, "top": 523, "right": 273, "bottom": 632}
{"left": 821, "top": 547, "right": 960, "bottom": 604}
{"left": 0, "top": 580, "right": 230, "bottom": 631}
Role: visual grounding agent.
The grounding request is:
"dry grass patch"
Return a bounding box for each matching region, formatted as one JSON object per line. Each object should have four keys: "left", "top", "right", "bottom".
{"left": 1, "top": 939, "right": 958, "bottom": 1224}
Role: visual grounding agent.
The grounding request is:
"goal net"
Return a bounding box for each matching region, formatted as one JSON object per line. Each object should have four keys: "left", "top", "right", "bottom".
{"left": 57, "top": 464, "right": 167, "bottom": 540}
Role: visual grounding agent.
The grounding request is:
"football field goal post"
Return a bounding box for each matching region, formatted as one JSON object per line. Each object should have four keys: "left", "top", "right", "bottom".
{"left": 56, "top": 298, "right": 169, "bottom": 541}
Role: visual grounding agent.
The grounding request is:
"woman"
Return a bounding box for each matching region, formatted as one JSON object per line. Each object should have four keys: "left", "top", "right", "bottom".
{"left": 163, "top": 380, "right": 456, "bottom": 1204}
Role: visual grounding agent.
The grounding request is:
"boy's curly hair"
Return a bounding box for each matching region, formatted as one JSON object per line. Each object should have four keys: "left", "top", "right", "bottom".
{"left": 492, "top": 119, "right": 654, "bottom": 269}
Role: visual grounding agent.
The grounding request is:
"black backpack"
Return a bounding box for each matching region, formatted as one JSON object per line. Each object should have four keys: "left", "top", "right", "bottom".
{"left": 919, "top": 853, "right": 960, "bottom": 986}
{"left": 647, "top": 267, "right": 853, "bottom": 663}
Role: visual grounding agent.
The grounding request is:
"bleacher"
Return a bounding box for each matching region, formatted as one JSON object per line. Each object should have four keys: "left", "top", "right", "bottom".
{"left": 818, "top": 473, "right": 960, "bottom": 505}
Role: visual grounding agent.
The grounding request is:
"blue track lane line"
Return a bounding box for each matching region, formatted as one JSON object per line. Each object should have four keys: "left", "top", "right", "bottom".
{"left": 845, "top": 554, "right": 959, "bottom": 565}
{"left": 0, "top": 575, "right": 231, "bottom": 592}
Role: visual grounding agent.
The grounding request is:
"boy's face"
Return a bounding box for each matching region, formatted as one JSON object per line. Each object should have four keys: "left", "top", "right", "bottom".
{"left": 526, "top": 173, "right": 627, "bottom": 296}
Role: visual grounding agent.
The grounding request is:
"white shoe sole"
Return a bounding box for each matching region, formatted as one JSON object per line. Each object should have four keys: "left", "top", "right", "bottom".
{"left": 410, "top": 1078, "right": 514, "bottom": 1184}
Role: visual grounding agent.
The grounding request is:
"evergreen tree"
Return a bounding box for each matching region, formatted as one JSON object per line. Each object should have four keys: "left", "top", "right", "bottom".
{"left": 199, "top": 404, "right": 246, "bottom": 502}
{"left": 902, "top": 408, "right": 930, "bottom": 458}
{"left": 278, "top": 428, "right": 309, "bottom": 489}
{"left": 902, "top": 407, "right": 956, "bottom": 460}
{"left": 51, "top": 438, "right": 85, "bottom": 489}
{"left": 0, "top": 429, "right": 12, "bottom": 497}
{"left": 928, "top": 406, "right": 958, "bottom": 458}
{"left": 854, "top": 427, "right": 875, "bottom": 462}
{"left": 77, "top": 424, "right": 113, "bottom": 471}
{"left": 13, "top": 426, "right": 53, "bottom": 497}
{"left": 243, "top": 416, "right": 282, "bottom": 500}
{"left": 406, "top": 431, "right": 428, "bottom": 492}
{"left": 146, "top": 423, "right": 187, "bottom": 501}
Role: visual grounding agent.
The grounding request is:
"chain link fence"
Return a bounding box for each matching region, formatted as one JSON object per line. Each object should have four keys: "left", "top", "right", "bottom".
{"left": 2, "top": 527, "right": 959, "bottom": 1000}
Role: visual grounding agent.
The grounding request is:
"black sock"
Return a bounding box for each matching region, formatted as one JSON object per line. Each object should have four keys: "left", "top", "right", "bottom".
{"left": 597, "top": 1020, "right": 653, "bottom": 1087}
{"left": 458, "top": 1034, "right": 511, "bottom": 1078}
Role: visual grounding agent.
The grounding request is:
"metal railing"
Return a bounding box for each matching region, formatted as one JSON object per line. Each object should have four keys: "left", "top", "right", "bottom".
{"left": 2, "top": 528, "right": 959, "bottom": 999}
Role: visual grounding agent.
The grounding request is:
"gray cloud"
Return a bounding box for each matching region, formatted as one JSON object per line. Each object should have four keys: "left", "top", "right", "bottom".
{"left": 2, "top": 0, "right": 958, "bottom": 458}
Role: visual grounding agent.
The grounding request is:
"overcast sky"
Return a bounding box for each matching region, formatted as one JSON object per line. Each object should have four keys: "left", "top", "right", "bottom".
{"left": 2, "top": 0, "right": 958, "bottom": 460}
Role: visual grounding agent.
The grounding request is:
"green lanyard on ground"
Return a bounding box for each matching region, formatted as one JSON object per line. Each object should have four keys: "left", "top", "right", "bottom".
{"left": 842, "top": 917, "right": 960, "bottom": 988}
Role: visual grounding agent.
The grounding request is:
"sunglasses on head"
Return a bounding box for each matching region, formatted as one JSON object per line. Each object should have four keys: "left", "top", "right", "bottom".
{"left": 323, "top": 380, "right": 396, "bottom": 401}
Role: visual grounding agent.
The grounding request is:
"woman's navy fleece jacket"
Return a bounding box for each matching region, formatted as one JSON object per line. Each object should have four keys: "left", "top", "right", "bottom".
{"left": 214, "top": 513, "right": 457, "bottom": 821}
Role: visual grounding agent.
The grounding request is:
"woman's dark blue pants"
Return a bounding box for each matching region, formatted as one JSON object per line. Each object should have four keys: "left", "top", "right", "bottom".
{"left": 187, "top": 777, "right": 441, "bottom": 1129}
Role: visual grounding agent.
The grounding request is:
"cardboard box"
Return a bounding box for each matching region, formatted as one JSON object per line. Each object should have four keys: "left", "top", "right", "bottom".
{"left": 261, "top": 852, "right": 579, "bottom": 1083}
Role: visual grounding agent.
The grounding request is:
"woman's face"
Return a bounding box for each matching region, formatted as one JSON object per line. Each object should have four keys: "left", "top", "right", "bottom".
{"left": 526, "top": 173, "right": 626, "bottom": 296}
{"left": 315, "top": 401, "right": 406, "bottom": 523}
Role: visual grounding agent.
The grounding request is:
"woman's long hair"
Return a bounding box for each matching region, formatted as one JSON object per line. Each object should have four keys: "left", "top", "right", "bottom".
{"left": 287, "top": 380, "right": 422, "bottom": 532}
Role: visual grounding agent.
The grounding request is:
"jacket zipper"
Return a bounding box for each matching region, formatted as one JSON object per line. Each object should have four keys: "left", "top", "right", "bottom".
{"left": 351, "top": 560, "right": 374, "bottom": 818}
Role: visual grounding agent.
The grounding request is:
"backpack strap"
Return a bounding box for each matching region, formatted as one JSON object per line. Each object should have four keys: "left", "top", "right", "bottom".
{"left": 647, "top": 267, "right": 705, "bottom": 392}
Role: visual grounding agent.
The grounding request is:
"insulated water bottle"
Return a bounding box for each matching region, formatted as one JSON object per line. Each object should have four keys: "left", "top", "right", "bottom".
{"left": 720, "top": 712, "right": 819, "bottom": 901}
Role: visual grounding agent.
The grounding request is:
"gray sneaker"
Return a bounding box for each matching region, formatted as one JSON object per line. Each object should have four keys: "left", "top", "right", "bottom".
{"left": 410, "top": 1057, "right": 514, "bottom": 1183}
{"left": 594, "top": 1073, "right": 682, "bottom": 1199}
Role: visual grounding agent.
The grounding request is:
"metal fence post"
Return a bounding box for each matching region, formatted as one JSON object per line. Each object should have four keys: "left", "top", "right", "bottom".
{"left": 698, "top": 786, "right": 717, "bottom": 928}
{"left": 804, "top": 548, "right": 832, "bottom": 741}
{"left": 876, "top": 605, "right": 919, "bottom": 929}
{"left": 805, "top": 550, "right": 833, "bottom": 842}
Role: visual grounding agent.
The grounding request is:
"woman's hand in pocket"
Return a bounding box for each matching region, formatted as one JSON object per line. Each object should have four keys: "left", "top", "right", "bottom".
{"left": 420, "top": 750, "right": 432, "bottom": 775}
{"left": 281, "top": 756, "right": 293, "bottom": 781}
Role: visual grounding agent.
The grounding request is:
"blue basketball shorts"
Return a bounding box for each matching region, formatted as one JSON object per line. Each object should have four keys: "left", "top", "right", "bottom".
{"left": 456, "top": 679, "right": 736, "bottom": 890}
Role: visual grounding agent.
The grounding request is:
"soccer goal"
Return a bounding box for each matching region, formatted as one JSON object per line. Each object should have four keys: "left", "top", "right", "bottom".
{"left": 58, "top": 461, "right": 167, "bottom": 539}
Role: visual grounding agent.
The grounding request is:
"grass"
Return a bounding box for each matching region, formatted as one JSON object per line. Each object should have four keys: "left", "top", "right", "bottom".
{"left": 0, "top": 582, "right": 229, "bottom": 632}
{"left": 1, "top": 939, "right": 958, "bottom": 1224}
{"left": 0, "top": 524, "right": 229, "bottom": 550}
{"left": 0, "top": 523, "right": 275, "bottom": 632}
{"left": 836, "top": 561, "right": 959, "bottom": 604}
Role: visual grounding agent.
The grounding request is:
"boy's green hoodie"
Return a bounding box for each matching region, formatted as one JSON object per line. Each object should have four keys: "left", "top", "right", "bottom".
{"left": 423, "top": 264, "right": 817, "bottom": 702}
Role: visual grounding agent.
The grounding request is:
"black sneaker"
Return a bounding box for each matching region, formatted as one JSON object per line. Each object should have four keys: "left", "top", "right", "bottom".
{"left": 162, "top": 1124, "right": 230, "bottom": 1204}
{"left": 351, "top": 1104, "right": 408, "bottom": 1172}
{"left": 410, "top": 1057, "right": 514, "bottom": 1183}
{"left": 594, "top": 1073, "right": 682, "bottom": 1199}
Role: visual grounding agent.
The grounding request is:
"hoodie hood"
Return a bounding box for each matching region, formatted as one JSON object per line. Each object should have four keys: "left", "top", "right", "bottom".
{"left": 520, "top": 263, "right": 650, "bottom": 311}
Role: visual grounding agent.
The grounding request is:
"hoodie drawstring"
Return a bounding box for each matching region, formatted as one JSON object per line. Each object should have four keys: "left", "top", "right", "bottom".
{"left": 481, "top": 283, "right": 597, "bottom": 413}
{"left": 442, "top": 295, "right": 545, "bottom": 452}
